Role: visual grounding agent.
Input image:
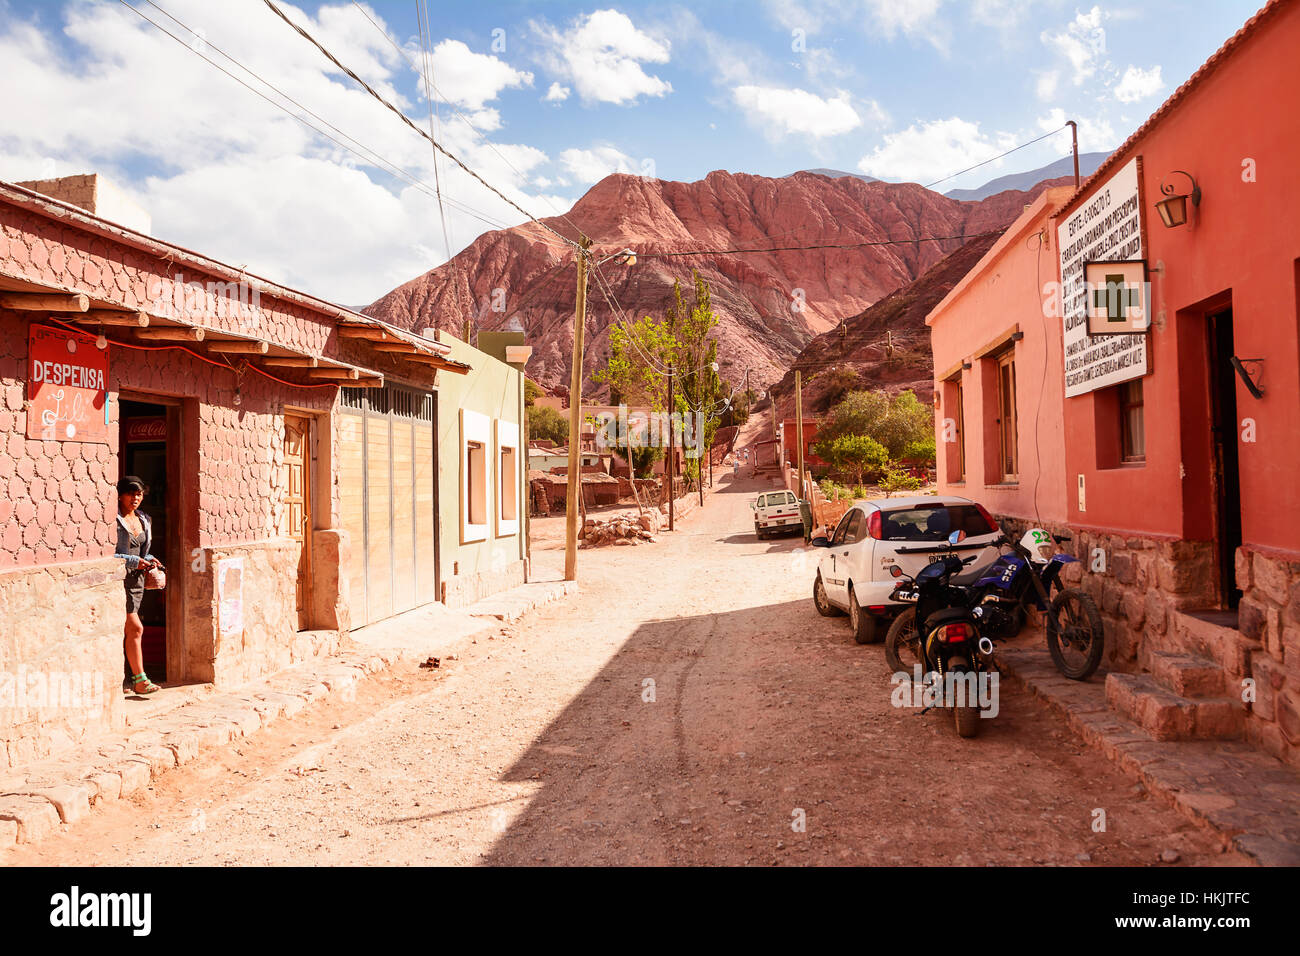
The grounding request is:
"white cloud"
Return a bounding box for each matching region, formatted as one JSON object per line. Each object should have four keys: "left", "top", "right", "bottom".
{"left": 857, "top": 117, "right": 1015, "bottom": 183}
{"left": 535, "top": 10, "right": 671, "bottom": 105}
{"left": 761, "top": 0, "right": 948, "bottom": 51}
{"left": 1041, "top": 6, "right": 1107, "bottom": 85}
{"left": 543, "top": 81, "right": 570, "bottom": 103}
{"left": 732, "top": 86, "right": 866, "bottom": 139}
{"left": 0, "top": 0, "right": 571, "bottom": 304}
{"left": 1114, "top": 64, "right": 1164, "bottom": 103}
{"left": 1035, "top": 70, "right": 1060, "bottom": 101}
{"left": 424, "top": 39, "right": 533, "bottom": 110}
{"left": 558, "top": 146, "right": 642, "bottom": 185}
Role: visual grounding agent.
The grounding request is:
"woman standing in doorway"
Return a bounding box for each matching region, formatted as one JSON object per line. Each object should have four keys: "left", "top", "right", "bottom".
{"left": 114, "top": 476, "right": 163, "bottom": 695}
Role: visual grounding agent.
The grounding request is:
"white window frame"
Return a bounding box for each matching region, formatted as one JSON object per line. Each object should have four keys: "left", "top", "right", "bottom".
{"left": 495, "top": 418, "right": 520, "bottom": 538}
{"left": 461, "top": 408, "right": 491, "bottom": 543}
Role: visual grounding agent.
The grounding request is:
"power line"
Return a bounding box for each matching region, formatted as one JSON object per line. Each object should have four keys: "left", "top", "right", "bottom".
{"left": 923, "top": 125, "right": 1069, "bottom": 190}
{"left": 261, "top": 0, "right": 578, "bottom": 250}
{"left": 635, "top": 229, "right": 1003, "bottom": 258}
{"left": 121, "top": 0, "right": 516, "bottom": 235}
{"left": 348, "top": 0, "right": 602, "bottom": 247}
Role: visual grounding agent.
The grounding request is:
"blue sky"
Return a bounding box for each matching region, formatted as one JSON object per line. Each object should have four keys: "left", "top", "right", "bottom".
{"left": 0, "top": 0, "right": 1266, "bottom": 304}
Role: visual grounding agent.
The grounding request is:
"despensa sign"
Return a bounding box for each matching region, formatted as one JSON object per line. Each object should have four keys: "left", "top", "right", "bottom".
{"left": 30, "top": 356, "right": 106, "bottom": 389}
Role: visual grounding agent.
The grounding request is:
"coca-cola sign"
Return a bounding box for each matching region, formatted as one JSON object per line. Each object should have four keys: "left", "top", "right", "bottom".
{"left": 125, "top": 416, "right": 167, "bottom": 443}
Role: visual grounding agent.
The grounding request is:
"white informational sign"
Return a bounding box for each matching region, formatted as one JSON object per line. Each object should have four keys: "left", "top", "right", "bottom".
{"left": 217, "top": 557, "right": 245, "bottom": 637}
{"left": 1057, "top": 157, "right": 1148, "bottom": 397}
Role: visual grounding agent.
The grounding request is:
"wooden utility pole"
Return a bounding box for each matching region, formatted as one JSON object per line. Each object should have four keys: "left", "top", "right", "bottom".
{"left": 563, "top": 236, "right": 593, "bottom": 581}
{"left": 1067, "top": 119, "right": 1080, "bottom": 187}
{"left": 667, "top": 363, "right": 675, "bottom": 532}
{"left": 795, "top": 370, "right": 806, "bottom": 531}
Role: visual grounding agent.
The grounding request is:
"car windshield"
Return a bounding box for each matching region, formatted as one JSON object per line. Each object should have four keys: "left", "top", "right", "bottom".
{"left": 879, "top": 504, "right": 996, "bottom": 541}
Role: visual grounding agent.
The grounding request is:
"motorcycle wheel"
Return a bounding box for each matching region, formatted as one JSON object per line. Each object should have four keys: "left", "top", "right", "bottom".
{"left": 1046, "top": 588, "right": 1105, "bottom": 680}
{"left": 947, "top": 661, "right": 981, "bottom": 738}
{"left": 884, "top": 608, "right": 920, "bottom": 674}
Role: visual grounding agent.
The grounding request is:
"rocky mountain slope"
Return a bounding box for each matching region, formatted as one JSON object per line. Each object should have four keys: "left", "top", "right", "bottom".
{"left": 364, "top": 169, "right": 1072, "bottom": 395}
{"left": 767, "top": 229, "right": 1006, "bottom": 420}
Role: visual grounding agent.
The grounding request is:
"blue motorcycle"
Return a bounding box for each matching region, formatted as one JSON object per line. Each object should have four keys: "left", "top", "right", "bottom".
{"left": 887, "top": 528, "right": 1104, "bottom": 681}
{"left": 966, "top": 528, "right": 1104, "bottom": 680}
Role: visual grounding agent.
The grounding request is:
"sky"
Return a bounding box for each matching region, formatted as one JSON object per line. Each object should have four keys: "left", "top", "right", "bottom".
{"left": 0, "top": 0, "right": 1267, "bottom": 306}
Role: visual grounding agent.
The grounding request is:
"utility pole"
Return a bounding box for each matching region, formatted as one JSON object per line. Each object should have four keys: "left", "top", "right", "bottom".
{"left": 564, "top": 236, "right": 593, "bottom": 581}
{"left": 1067, "top": 119, "right": 1080, "bottom": 188}
{"left": 795, "top": 370, "right": 806, "bottom": 536}
{"left": 667, "top": 362, "right": 675, "bottom": 532}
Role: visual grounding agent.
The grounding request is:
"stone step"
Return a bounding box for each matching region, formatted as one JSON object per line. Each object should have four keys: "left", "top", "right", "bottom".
{"left": 1148, "top": 651, "right": 1225, "bottom": 699}
{"left": 1106, "top": 672, "right": 1245, "bottom": 741}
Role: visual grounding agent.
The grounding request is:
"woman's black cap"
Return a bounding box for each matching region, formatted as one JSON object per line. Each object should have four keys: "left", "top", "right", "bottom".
{"left": 116, "top": 476, "right": 147, "bottom": 495}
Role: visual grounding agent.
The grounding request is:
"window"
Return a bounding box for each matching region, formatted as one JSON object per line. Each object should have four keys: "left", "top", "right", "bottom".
{"left": 996, "top": 351, "right": 1018, "bottom": 481}
{"left": 460, "top": 408, "right": 491, "bottom": 542}
{"left": 500, "top": 447, "right": 517, "bottom": 519}
{"left": 496, "top": 419, "right": 520, "bottom": 536}
{"left": 842, "top": 510, "right": 866, "bottom": 544}
{"left": 1120, "top": 378, "right": 1145, "bottom": 462}
{"left": 879, "top": 503, "right": 998, "bottom": 542}
{"left": 467, "top": 441, "right": 486, "bottom": 525}
{"left": 831, "top": 509, "right": 855, "bottom": 545}
{"left": 941, "top": 374, "right": 965, "bottom": 482}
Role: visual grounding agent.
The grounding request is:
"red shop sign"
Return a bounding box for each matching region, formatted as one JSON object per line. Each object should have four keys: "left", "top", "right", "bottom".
{"left": 27, "top": 323, "right": 109, "bottom": 444}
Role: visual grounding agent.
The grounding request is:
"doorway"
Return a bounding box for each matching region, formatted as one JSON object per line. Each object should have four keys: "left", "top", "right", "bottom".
{"left": 119, "top": 399, "right": 173, "bottom": 680}
{"left": 1206, "top": 308, "right": 1243, "bottom": 609}
{"left": 282, "top": 414, "right": 313, "bottom": 630}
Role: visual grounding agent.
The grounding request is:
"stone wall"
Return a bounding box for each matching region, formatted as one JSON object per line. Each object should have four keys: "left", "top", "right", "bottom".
{"left": 1238, "top": 546, "right": 1300, "bottom": 766}
{"left": 996, "top": 512, "right": 1300, "bottom": 769}
{"left": 0, "top": 557, "right": 124, "bottom": 770}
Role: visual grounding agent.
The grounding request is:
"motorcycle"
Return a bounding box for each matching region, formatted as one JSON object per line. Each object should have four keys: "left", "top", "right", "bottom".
{"left": 883, "top": 529, "right": 993, "bottom": 738}
{"left": 965, "top": 528, "right": 1104, "bottom": 680}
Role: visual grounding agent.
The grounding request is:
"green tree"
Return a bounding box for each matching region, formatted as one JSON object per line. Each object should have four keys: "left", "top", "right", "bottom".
{"left": 814, "top": 388, "right": 933, "bottom": 460}
{"left": 524, "top": 379, "right": 544, "bottom": 407}
{"left": 819, "top": 433, "right": 889, "bottom": 486}
{"left": 526, "top": 404, "right": 568, "bottom": 445}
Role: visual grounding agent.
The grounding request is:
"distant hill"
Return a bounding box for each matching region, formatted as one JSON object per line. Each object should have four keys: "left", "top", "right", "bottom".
{"left": 795, "top": 168, "right": 879, "bottom": 183}
{"left": 944, "top": 151, "right": 1109, "bottom": 201}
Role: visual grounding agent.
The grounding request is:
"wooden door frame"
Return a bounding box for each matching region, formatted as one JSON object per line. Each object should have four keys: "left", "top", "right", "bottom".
{"left": 283, "top": 411, "right": 316, "bottom": 631}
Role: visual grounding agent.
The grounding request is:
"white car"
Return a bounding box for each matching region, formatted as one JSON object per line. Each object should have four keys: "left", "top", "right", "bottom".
{"left": 751, "top": 490, "right": 803, "bottom": 539}
{"left": 810, "top": 495, "right": 1003, "bottom": 644}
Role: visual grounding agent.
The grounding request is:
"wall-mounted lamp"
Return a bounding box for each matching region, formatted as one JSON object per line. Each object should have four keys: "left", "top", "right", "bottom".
{"left": 1230, "top": 357, "right": 1265, "bottom": 399}
{"left": 1155, "top": 171, "right": 1201, "bottom": 228}
{"left": 961, "top": 361, "right": 972, "bottom": 370}
{"left": 1010, "top": 331, "right": 1025, "bottom": 342}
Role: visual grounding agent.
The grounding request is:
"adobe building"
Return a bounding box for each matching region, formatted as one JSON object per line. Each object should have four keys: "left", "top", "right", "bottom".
{"left": 0, "top": 174, "right": 530, "bottom": 770}
{"left": 928, "top": 0, "right": 1300, "bottom": 764}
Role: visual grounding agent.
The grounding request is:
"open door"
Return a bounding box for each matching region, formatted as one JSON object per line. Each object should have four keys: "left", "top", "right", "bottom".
{"left": 1206, "top": 308, "right": 1243, "bottom": 609}
{"left": 283, "top": 414, "right": 313, "bottom": 630}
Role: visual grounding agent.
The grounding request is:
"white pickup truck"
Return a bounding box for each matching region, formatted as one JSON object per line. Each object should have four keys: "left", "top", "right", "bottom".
{"left": 752, "top": 490, "right": 803, "bottom": 540}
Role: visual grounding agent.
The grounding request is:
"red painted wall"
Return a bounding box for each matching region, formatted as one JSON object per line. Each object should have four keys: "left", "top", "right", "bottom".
{"left": 1059, "top": 0, "right": 1300, "bottom": 556}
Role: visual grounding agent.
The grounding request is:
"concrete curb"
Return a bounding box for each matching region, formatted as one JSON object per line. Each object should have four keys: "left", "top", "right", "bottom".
{"left": 0, "top": 582, "right": 578, "bottom": 851}
{"left": 997, "top": 645, "right": 1300, "bottom": 866}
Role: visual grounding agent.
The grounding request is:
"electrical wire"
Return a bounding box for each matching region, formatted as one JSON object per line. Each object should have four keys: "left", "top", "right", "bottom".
{"left": 261, "top": 0, "right": 579, "bottom": 250}
{"left": 348, "top": 0, "right": 602, "bottom": 247}
{"left": 923, "top": 125, "right": 1070, "bottom": 190}
{"left": 634, "top": 229, "right": 1002, "bottom": 258}
{"left": 120, "top": 0, "right": 515, "bottom": 235}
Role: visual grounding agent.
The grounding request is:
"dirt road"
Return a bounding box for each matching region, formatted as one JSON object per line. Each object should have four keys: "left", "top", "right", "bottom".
{"left": 7, "top": 470, "right": 1241, "bottom": 866}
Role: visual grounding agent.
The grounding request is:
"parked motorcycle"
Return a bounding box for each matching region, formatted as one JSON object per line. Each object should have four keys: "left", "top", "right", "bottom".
{"left": 888, "top": 528, "right": 1104, "bottom": 682}
{"left": 966, "top": 529, "right": 1104, "bottom": 680}
{"left": 883, "top": 529, "right": 993, "bottom": 738}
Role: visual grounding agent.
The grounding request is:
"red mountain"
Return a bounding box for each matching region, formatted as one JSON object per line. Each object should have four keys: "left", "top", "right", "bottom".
{"left": 363, "top": 170, "right": 1072, "bottom": 394}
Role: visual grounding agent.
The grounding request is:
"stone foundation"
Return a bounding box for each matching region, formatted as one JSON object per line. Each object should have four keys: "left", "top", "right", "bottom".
{"left": 0, "top": 558, "right": 126, "bottom": 770}
{"left": 995, "top": 513, "right": 1300, "bottom": 768}
{"left": 441, "top": 557, "right": 526, "bottom": 610}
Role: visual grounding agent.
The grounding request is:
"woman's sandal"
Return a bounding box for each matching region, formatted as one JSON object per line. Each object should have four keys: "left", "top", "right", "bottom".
{"left": 128, "top": 672, "right": 161, "bottom": 695}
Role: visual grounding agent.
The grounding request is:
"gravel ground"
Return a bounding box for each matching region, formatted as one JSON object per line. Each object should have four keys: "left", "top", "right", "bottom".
{"left": 5, "top": 459, "right": 1244, "bottom": 866}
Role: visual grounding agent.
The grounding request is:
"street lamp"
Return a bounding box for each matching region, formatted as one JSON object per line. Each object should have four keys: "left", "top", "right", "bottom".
{"left": 1155, "top": 171, "right": 1201, "bottom": 228}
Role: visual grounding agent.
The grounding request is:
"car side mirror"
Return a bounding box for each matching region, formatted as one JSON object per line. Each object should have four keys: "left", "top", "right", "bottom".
{"left": 889, "top": 564, "right": 904, "bottom": 578}
{"left": 948, "top": 529, "right": 967, "bottom": 545}
{"left": 810, "top": 536, "right": 830, "bottom": 548}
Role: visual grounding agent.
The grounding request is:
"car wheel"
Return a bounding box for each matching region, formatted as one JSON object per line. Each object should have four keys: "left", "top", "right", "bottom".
{"left": 814, "top": 572, "right": 844, "bottom": 617}
{"left": 848, "top": 584, "right": 880, "bottom": 644}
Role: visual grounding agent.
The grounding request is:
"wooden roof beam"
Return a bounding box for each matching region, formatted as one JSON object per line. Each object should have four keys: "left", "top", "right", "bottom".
{"left": 0, "top": 292, "right": 89, "bottom": 312}
{"left": 137, "top": 326, "right": 204, "bottom": 342}
{"left": 73, "top": 309, "right": 150, "bottom": 327}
